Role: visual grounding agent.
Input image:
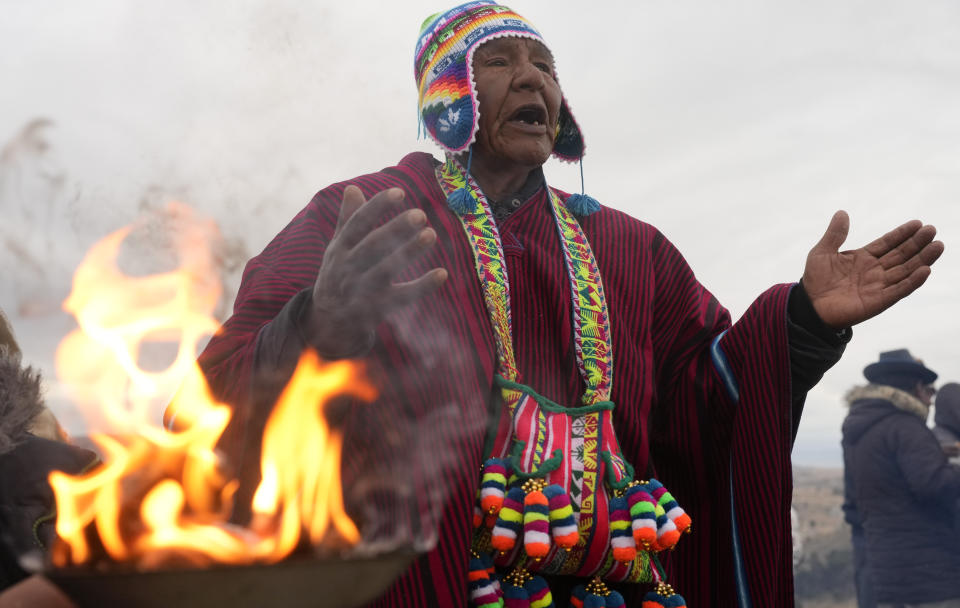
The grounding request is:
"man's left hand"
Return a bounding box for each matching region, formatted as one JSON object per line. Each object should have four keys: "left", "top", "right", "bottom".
{"left": 802, "top": 210, "right": 944, "bottom": 329}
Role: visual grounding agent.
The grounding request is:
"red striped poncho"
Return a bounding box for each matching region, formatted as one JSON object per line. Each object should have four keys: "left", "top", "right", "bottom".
{"left": 197, "top": 152, "right": 798, "bottom": 607}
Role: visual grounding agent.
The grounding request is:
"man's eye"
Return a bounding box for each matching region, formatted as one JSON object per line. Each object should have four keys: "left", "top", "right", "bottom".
{"left": 535, "top": 63, "right": 554, "bottom": 74}
{"left": 485, "top": 58, "right": 507, "bottom": 67}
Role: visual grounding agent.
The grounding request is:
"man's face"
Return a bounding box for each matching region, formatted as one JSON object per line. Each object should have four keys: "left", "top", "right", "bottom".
{"left": 916, "top": 381, "right": 937, "bottom": 406}
{"left": 471, "top": 37, "right": 562, "bottom": 171}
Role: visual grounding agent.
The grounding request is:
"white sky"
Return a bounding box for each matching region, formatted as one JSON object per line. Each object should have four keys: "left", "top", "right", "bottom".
{"left": 1, "top": 1, "right": 958, "bottom": 466}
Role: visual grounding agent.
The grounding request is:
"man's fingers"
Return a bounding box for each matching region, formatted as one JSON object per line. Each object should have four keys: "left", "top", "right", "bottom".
{"left": 336, "top": 185, "right": 367, "bottom": 231}
{"left": 874, "top": 224, "right": 936, "bottom": 269}
{"left": 811, "top": 210, "right": 850, "bottom": 255}
{"left": 348, "top": 209, "right": 428, "bottom": 271}
{"left": 920, "top": 239, "right": 946, "bottom": 266}
{"left": 880, "top": 265, "right": 933, "bottom": 305}
{"left": 880, "top": 239, "right": 945, "bottom": 284}
{"left": 337, "top": 188, "right": 408, "bottom": 249}
{"left": 390, "top": 268, "right": 449, "bottom": 308}
{"left": 360, "top": 226, "right": 439, "bottom": 288}
{"left": 862, "top": 218, "right": 925, "bottom": 259}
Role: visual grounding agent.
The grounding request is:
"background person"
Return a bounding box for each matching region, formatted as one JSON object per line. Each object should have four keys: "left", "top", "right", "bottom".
{"left": 842, "top": 350, "right": 960, "bottom": 608}
{"left": 0, "top": 311, "right": 97, "bottom": 592}
{"left": 933, "top": 382, "right": 960, "bottom": 464}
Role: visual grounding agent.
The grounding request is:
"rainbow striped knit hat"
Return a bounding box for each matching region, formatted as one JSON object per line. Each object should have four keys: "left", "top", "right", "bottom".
{"left": 414, "top": 1, "right": 585, "bottom": 162}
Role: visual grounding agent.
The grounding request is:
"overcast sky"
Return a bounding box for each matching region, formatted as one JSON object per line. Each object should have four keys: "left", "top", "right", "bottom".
{"left": 1, "top": 1, "right": 958, "bottom": 466}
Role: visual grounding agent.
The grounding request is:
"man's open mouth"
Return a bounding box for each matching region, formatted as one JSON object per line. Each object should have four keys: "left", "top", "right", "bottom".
{"left": 509, "top": 105, "right": 547, "bottom": 126}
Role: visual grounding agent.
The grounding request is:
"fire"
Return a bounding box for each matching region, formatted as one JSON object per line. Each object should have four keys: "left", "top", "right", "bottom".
{"left": 49, "top": 203, "right": 374, "bottom": 569}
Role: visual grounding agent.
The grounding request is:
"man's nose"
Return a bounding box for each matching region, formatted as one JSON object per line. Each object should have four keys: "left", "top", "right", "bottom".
{"left": 512, "top": 59, "right": 545, "bottom": 90}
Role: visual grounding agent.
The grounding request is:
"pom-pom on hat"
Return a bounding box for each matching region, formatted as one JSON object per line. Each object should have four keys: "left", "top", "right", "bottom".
{"left": 414, "top": 1, "right": 585, "bottom": 161}
{"left": 863, "top": 348, "right": 938, "bottom": 388}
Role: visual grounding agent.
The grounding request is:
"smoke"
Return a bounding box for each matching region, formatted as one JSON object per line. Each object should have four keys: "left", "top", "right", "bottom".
{"left": 0, "top": 119, "right": 81, "bottom": 317}
{"left": 341, "top": 314, "right": 488, "bottom": 557}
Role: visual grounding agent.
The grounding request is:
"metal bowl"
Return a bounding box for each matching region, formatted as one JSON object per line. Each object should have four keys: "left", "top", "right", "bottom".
{"left": 48, "top": 550, "right": 416, "bottom": 608}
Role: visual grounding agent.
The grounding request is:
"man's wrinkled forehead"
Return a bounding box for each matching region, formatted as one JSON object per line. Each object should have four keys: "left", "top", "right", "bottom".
{"left": 474, "top": 36, "right": 555, "bottom": 63}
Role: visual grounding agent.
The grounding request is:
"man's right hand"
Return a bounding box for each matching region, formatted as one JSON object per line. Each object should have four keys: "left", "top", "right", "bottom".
{"left": 303, "top": 185, "right": 448, "bottom": 358}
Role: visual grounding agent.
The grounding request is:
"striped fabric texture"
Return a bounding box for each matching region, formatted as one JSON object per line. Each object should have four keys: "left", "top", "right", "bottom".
{"left": 198, "top": 152, "right": 798, "bottom": 607}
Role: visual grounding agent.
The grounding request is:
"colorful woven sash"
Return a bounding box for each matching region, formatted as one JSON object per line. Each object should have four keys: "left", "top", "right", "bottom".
{"left": 436, "top": 155, "right": 690, "bottom": 607}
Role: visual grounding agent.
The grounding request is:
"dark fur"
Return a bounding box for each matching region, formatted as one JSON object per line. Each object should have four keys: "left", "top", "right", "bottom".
{"left": 0, "top": 346, "right": 44, "bottom": 455}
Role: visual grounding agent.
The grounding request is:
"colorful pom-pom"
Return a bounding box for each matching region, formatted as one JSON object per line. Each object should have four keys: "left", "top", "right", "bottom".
{"left": 491, "top": 486, "right": 525, "bottom": 552}
{"left": 468, "top": 553, "right": 503, "bottom": 608}
{"left": 641, "top": 583, "right": 687, "bottom": 608}
{"left": 605, "top": 590, "right": 626, "bottom": 608}
{"left": 523, "top": 486, "right": 552, "bottom": 559}
{"left": 544, "top": 484, "right": 578, "bottom": 549}
{"left": 503, "top": 584, "right": 530, "bottom": 608}
{"left": 608, "top": 494, "right": 636, "bottom": 563}
{"left": 524, "top": 574, "right": 555, "bottom": 608}
{"left": 653, "top": 501, "right": 680, "bottom": 551}
{"left": 570, "top": 585, "right": 587, "bottom": 608}
{"left": 571, "top": 578, "right": 620, "bottom": 608}
{"left": 626, "top": 482, "right": 658, "bottom": 550}
{"left": 474, "top": 502, "right": 485, "bottom": 529}
{"left": 481, "top": 458, "right": 509, "bottom": 515}
{"left": 647, "top": 478, "right": 691, "bottom": 535}
{"left": 502, "top": 568, "right": 548, "bottom": 608}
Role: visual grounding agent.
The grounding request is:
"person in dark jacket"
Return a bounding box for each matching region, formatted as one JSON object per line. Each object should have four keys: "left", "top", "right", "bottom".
{"left": 933, "top": 382, "right": 960, "bottom": 465}
{"left": 0, "top": 311, "right": 97, "bottom": 592}
{"left": 842, "top": 349, "right": 960, "bottom": 608}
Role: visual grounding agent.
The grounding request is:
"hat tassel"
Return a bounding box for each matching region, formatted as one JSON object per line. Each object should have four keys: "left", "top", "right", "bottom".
{"left": 447, "top": 147, "right": 478, "bottom": 215}
{"left": 564, "top": 158, "right": 600, "bottom": 217}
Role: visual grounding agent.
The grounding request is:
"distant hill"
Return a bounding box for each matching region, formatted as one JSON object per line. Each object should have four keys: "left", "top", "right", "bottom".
{"left": 792, "top": 465, "right": 855, "bottom": 607}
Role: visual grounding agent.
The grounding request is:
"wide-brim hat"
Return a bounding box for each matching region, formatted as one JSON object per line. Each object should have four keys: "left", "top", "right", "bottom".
{"left": 414, "top": 1, "right": 585, "bottom": 162}
{"left": 863, "top": 349, "right": 937, "bottom": 386}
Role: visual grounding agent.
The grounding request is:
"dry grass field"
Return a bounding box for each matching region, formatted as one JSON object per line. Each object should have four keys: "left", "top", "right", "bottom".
{"left": 792, "top": 466, "right": 856, "bottom": 607}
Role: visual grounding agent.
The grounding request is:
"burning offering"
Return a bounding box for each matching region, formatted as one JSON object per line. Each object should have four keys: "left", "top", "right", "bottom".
{"left": 43, "top": 204, "right": 411, "bottom": 607}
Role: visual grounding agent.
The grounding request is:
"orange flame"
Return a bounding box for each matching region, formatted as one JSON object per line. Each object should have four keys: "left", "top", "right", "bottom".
{"left": 49, "top": 203, "right": 372, "bottom": 568}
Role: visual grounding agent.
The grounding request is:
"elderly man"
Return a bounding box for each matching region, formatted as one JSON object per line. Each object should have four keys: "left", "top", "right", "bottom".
{"left": 183, "top": 3, "right": 943, "bottom": 607}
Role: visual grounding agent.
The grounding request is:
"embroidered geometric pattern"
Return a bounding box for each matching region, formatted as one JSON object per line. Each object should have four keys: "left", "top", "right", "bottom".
{"left": 551, "top": 188, "right": 613, "bottom": 404}
{"left": 436, "top": 155, "right": 688, "bottom": 592}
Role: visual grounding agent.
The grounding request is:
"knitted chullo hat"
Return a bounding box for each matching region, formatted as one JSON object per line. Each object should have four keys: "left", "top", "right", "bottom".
{"left": 414, "top": 1, "right": 586, "bottom": 163}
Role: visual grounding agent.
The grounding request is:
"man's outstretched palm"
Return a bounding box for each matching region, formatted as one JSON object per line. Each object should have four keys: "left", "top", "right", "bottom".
{"left": 803, "top": 210, "right": 944, "bottom": 329}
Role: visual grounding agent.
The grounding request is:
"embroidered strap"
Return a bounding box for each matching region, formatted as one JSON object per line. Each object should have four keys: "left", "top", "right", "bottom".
{"left": 550, "top": 186, "right": 613, "bottom": 404}
{"left": 436, "top": 157, "right": 519, "bottom": 384}
{"left": 436, "top": 155, "right": 613, "bottom": 408}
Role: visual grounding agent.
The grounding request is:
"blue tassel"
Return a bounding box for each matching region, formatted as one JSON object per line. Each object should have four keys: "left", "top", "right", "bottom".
{"left": 448, "top": 187, "right": 477, "bottom": 215}
{"left": 565, "top": 157, "right": 600, "bottom": 217}
{"left": 565, "top": 193, "right": 601, "bottom": 217}
{"left": 447, "top": 147, "right": 477, "bottom": 215}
